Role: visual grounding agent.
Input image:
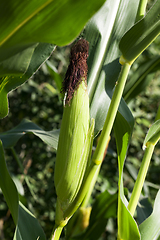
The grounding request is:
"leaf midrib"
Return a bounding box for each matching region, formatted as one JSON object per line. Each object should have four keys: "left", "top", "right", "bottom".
{"left": 0, "top": 0, "right": 53, "bottom": 47}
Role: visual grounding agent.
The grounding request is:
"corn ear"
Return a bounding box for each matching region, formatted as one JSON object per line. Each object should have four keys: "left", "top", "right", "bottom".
{"left": 54, "top": 39, "right": 94, "bottom": 225}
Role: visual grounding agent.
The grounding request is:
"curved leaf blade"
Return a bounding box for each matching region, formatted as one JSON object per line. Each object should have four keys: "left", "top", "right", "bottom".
{"left": 83, "top": 190, "right": 117, "bottom": 240}
{"left": 0, "top": 0, "right": 105, "bottom": 61}
{"left": 0, "top": 141, "right": 46, "bottom": 240}
{"left": 139, "top": 189, "right": 160, "bottom": 240}
{"left": 143, "top": 119, "right": 160, "bottom": 149}
{"left": 0, "top": 119, "right": 59, "bottom": 150}
{"left": 123, "top": 56, "right": 160, "bottom": 103}
{"left": 84, "top": 0, "right": 139, "bottom": 134}
{"left": 0, "top": 43, "right": 55, "bottom": 119}
{"left": 83, "top": 1, "right": 140, "bottom": 237}
{"left": 114, "top": 112, "right": 140, "bottom": 240}
{"left": 119, "top": 0, "right": 160, "bottom": 63}
{"left": 14, "top": 203, "right": 46, "bottom": 240}
{"left": 0, "top": 44, "right": 37, "bottom": 77}
{"left": 0, "top": 83, "right": 8, "bottom": 119}
{"left": 0, "top": 140, "right": 19, "bottom": 223}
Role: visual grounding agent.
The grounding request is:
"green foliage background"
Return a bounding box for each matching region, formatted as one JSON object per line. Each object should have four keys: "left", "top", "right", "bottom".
{"left": 0, "top": 33, "right": 160, "bottom": 239}
{"left": 0, "top": 0, "right": 160, "bottom": 238}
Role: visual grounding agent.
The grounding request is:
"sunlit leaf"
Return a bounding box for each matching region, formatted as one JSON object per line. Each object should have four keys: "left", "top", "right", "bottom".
{"left": 114, "top": 113, "right": 140, "bottom": 240}
{"left": 84, "top": 0, "right": 138, "bottom": 134}
{"left": 0, "top": 0, "right": 105, "bottom": 61}
{"left": 143, "top": 119, "right": 160, "bottom": 149}
{"left": 0, "top": 43, "right": 55, "bottom": 119}
{"left": 119, "top": 0, "right": 160, "bottom": 64}
{"left": 46, "top": 60, "right": 63, "bottom": 95}
{"left": 83, "top": 0, "right": 141, "bottom": 238}
{"left": 0, "top": 0, "right": 106, "bottom": 119}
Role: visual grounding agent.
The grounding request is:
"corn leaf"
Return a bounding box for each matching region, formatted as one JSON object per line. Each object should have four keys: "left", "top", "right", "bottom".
{"left": 123, "top": 56, "right": 160, "bottom": 103}
{"left": 0, "top": 119, "right": 59, "bottom": 149}
{"left": 83, "top": 0, "right": 140, "bottom": 238}
{"left": 0, "top": 43, "right": 55, "bottom": 119}
{"left": 0, "top": 0, "right": 105, "bottom": 62}
{"left": 114, "top": 113, "right": 140, "bottom": 240}
{"left": 45, "top": 60, "right": 63, "bottom": 94}
{"left": 119, "top": 0, "right": 160, "bottom": 64}
{"left": 143, "top": 119, "right": 160, "bottom": 149}
{"left": 139, "top": 189, "right": 160, "bottom": 240}
{"left": 0, "top": 0, "right": 106, "bottom": 119}
{"left": 0, "top": 44, "right": 38, "bottom": 77}
{"left": 81, "top": 191, "right": 117, "bottom": 240}
{"left": 0, "top": 140, "right": 46, "bottom": 240}
{"left": 137, "top": 198, "right": 153, "bottom": 225}
{"left": 84, "top": 0, "right": 138, "bottom": 134}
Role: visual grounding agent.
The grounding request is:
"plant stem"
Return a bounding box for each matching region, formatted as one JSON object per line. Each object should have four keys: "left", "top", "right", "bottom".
{"left": 49, "top": 224, "right": 63, "bottom": 240}
{"left": 92, "top": 63, "right": 131, "bottom": 165}
{"left": 81, "top": 137, "right": 110, "bottom": 208}
{"left": 128, "top": 143, "right": 155, "bottom": 216}
{"left": 135, "top": 0, "right": 148, "bottom": 22}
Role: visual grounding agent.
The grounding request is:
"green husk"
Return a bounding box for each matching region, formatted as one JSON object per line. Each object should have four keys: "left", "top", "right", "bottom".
{"left": 54, "top": 80, "right": 90, "bottom": 213}
{"left": 53, "top": 39, "right": 95, "bottom": 231}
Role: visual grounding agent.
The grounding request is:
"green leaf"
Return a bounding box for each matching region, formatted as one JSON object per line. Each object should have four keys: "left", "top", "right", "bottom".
{"left": 0, "top": 43, "right": 55, "bottom": 119}
{"left": 0, "top": 0, "right": 105, "bottom": 118}
{"left": 0, "top": 81, "right": 9, "bottom": 119}
{"left": 0, "top": 119, "right": 59, "bottom": 150}
{"left": 0, "top": 140, "right": 19, "bottom": 223}
{"left": 83, "top": 1, "right": 140, "bottom": 238}
{"left": 84, "top": 0, "right": 139, "bottom": 134}
{"left": 119, "top": 0, "right": 160, "bottom": 64}
{"left": 117, "top": 197, "right": 140, "bottom": 240}
{"left": 139, "top": 189, "right": 160, "bottom": 240}
{"left": 114, "top": 113, "right": 140, "bottom": 240}
{"left": 83, "top": 190, "right": 117, "bottom": 240}
{"left": 68, "top": 190, "right": 117, "bottom": 240}
{"left": 0, "top": 44, "right": 38, "bottom": 77}
{"left": 137, "top": 198, "right": 153, "bottom": 225}
{"left": 14, "top": 202, "right": 46, "bottom": 240}
{"left": 143, "top": 119, "right": 160, "bottom": 149}
{"left": 123, "top": 56, "right": 160, "bottom": 103}
{"left": 0, "top": 0, "right": 105, "bottom": 62}
{"left": 0, "top": 140, "right": 46, "bottom": 240}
